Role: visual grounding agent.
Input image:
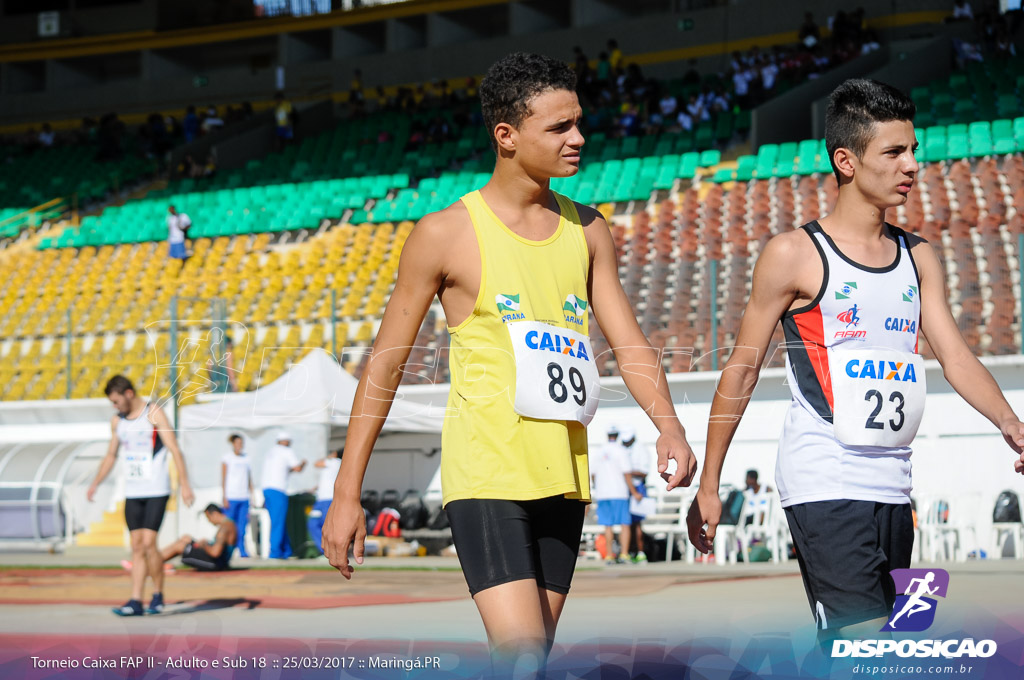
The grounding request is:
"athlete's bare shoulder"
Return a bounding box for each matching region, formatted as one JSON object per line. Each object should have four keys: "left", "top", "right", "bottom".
{"left": 759, "top": 227, "right": 818, "bottom": 271}
{"left": 752, "top": 227, "right": 823, "bottom": 304}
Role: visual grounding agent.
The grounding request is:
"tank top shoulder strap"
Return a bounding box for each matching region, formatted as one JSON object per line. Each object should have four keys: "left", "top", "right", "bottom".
{"left": 553, "top": 191, "right": 582, "bottom": 227}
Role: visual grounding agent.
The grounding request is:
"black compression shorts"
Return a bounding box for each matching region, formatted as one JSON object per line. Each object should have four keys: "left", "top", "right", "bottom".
{"left": 124, "top": 495, "right": 169, "bottom": 532}
{"left": 445, "top": 495, "right": 587, "bottom": 597}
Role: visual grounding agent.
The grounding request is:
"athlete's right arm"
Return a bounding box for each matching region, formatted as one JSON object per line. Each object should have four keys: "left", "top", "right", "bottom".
{"left": 322, "top": 212, "right": 447, "bottom": 579}
{"left": 87, "top": 417, "right": 120, "bottom": 502}
{"left": 686, "top": 233, "right": 806, "bottom": 553}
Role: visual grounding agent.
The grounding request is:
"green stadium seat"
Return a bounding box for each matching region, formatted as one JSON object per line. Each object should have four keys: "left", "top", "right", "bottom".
{"left": 735, "top": 155, "right": 757, "bottom": 181}
{"left": 699, "top": 149, "right": 721, "bottom": 167}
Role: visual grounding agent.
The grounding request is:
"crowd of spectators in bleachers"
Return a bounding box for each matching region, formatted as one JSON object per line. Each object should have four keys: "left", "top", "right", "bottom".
{"left": 949, "top": 0, "right": 1022, "bottom": 66}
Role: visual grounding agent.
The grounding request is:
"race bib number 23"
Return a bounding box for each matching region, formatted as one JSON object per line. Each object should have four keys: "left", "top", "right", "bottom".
{"left": 828, "top": 349, "right": 926, "bottom": 448}
{"left": 507, "top": 321, "right": 601, "bottom": 426}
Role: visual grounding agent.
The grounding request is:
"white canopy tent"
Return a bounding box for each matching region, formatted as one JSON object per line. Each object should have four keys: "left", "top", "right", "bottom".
{"left": 179, "top": 349, "right": 444, "bottom": 503}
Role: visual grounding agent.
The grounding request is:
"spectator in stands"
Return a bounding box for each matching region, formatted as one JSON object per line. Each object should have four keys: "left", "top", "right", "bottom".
{"left": 732, "top": 66, "right": 753, "bottom": 109}
{"left": 675, "top": 108, "right": 694, "bottom": 133}
{"left": 658, "top": 91, "right": 679, "bottom": 120}
{"left": 595, "top": 52, "right": 612, "bottom": 84}
{"left": 203, "top": 151, "right": 217, "bottom": 178}
{"left": 799, "top": 11, "right": 821, "bottom": 49}
{"left": 686, "top": 94, "right": 709, "bottom": 123}
{"left": 608, "top": 38, "right": 623, "bottom": 74}
{"left": 273, "top": 92, "right": 293, "bottom": 150}
{"left": 995, "top": 25, "right": 1017, "bottom": 57}
{"left": 38, "top": 123, "right": 55, "bottom": 148}
{"left": 166, "top": 205, "right": 192, "bottom": 261}
{"left": 951, "top": 0, "right": 974, "bottom": 22}
{"left": 222, "top": 433, "right": 252, "bottom": 558}
{"left": 261, "top": 431, "right": 306, "bottom": 559}
{"left": 183, "top": 105, "right": 199, "bottom": 143}
{"left": 309, "top": 449, "right": 342, "bottom": 554}
{"left": 592, "top": 425, "right": 641, "bottom": 565}
{"left": 155, "top": 504, "right": 237, "bottom": 572}
{"left": 204, "top": 105, "right": 225, "bottom": 134}
{"left": 760, "top": 56, "right": 780, "bottom": 96}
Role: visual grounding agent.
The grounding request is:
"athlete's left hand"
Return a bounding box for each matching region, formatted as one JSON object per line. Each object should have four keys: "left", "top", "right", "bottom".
{"left": 657, "top": 429, "right": 698, "bottom": 490}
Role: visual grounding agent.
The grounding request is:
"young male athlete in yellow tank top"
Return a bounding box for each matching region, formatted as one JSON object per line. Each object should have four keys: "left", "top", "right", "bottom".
{"left": 323, "top": 52, "right": 698, "bottom": 673}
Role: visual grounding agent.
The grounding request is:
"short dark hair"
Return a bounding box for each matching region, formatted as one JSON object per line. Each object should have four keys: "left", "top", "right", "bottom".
{"left": 746, "top": 469, "right": 759, "bottom": 481}
{"left": 204, "top": 503, "right": 223, "bottom": 515}
{"left": 228, "top": 434, "right": 242, "bottom": 444}
{"left": 479, "top": 52, "right": 577, "bottom": 153}
{"left": 825, "top": 79, "right": 915, "bottom": 182}
{"left": 104, "top": 375, "right": 135, "bottom": 396}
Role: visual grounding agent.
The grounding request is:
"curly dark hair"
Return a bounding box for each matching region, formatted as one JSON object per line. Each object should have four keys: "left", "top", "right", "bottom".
{"left": 825, "top": 79, "right": 915, "bottom": 183}
{"left": 479, "top": 52, "right": 577, "bottom": 153}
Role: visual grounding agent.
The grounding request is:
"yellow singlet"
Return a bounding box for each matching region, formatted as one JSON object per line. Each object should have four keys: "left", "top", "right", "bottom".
{"left": 441, "top": 190, "right": 592, "bottom": 506}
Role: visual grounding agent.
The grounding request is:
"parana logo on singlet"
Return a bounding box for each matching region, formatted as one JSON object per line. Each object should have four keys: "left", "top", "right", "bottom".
{"left": 496, "top": 293, "right": 525, "bottom": 323}
{"left": 835, "top": 281, "right": 858, "bottom": 300}
{"left": 832, "top": 569, "right": 997, "bottom": 659}
{"left": 563, "top": 294, "right": 588, "bottom": 326}
{"left": 903, "top": 285, "right": 919, "bottom": 303}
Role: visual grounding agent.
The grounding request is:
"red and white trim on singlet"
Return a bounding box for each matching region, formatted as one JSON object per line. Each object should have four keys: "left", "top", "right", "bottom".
{"left": 775, "top": 221, "right": 922, "bottom": 508}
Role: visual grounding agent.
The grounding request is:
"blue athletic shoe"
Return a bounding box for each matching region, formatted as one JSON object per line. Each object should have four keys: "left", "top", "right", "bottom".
{"left": 147, "top": 592, "right": 164, "bottom": 614}
{"left": 112, "top": 600, "right": 144, "bottom": 617}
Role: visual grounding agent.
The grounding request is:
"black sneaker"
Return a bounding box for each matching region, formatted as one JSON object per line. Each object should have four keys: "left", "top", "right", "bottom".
{"left": 112, "top": 600, "right": 144, "bottom": 617}
{"left": 147, "top": 592, "right": 164, "bottom": 614}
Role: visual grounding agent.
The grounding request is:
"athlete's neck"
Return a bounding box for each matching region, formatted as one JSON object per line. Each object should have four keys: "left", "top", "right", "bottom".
{"left": 820, "top": 188, "right": 890, "bottom": 242}
{"left": 481, "top": 162, "right": 556, "bottom": 212}
{"left": 126, "top": 397, "right": 146, "bottom": 418}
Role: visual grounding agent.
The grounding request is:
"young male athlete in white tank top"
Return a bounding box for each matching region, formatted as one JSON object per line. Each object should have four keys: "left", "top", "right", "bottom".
{"left": 686, "top": 79, "right": 1024, "bottom": 642}
{"left": 87, "top": 375, "right": 195, "bottom": 616}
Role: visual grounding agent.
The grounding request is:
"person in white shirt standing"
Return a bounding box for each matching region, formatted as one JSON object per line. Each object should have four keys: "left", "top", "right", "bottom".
{"left": 221, "top": 433, "right": 253, "bottom": 558}
{"left": 261, "top": 431, "right": 306, "bottom": 559}
{"left": 166, "top": 205, "right": 191, "bottom": 261}
{"left": 591, "top": 425, "right": 642, "bottom": 564}
{"left": 622, "top": 427, "right": 651, "bottom": 563}
{"left": 308, "top": 449, "right": 342, "bottom": 554}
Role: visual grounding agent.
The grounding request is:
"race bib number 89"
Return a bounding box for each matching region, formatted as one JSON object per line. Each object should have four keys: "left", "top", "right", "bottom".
{"left": 508, "top": 321, "right": 601, "bottom": 426}
{"left": 828, "top": 349, "right": 926, "bottom": 448}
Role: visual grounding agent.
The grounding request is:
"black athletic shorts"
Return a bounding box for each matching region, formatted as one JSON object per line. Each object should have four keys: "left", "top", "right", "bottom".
{"left": 785, "top": 499, "right": 914, "bottom": 631}
{"left": 445, "top": 495, "right": 587, "bottom": 597}
{"left": 124, "top": 495, "right": 169, "bottom": 532}
{"left": 182, "top": 544, "right": 230, "bottom": 571}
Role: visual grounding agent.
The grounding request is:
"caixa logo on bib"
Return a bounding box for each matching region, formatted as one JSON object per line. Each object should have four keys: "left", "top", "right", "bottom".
{"left": 524, "top": 330, "right": 591, "bottom": 361}
{"left": 831, "top": 569, "right": 997, "bottom": 659}
{"left": 844, "top": 358, "right": 918, "bottom": 382}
